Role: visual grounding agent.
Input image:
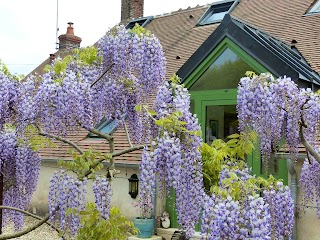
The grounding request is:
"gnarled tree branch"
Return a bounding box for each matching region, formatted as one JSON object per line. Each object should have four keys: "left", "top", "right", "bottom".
{"left": 300, "top": 124, "right": 320, "bottom": 164}
{"left": 0, "top": 206, "right": 60, "bottom": 235}
{"left": 83, "top": 144, "right": 149, "bottom": 178}
{"left": 123, "top": 120, "right": 133, "bottom": 148}
{"left": 36, "top": 126, "right": 84, "bottom": 155}
{"left": 87, "top": 127, "right": 113, "bottom": 142}
{"left": 0, "top": 206, "right": 59, "bottom": 240}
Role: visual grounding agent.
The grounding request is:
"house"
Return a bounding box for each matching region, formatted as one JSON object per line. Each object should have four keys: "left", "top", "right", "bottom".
{"left": 29, "top": 0, "right": 320, "bottom": 239}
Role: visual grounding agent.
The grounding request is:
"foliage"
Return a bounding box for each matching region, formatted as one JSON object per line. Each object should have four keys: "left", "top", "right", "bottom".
{"left": 138, "top": 80, "right": 203, "bottom": 237}
{"left": 0, "top": 22, "right": 300, "bottom": 240}
{"left": 201, "top": 132, "right": 256, "bottom": 191}
{"left": 76, "top": 204, "right": 137, "bottom": 240}
{"left": 200, "top": 133, "right": 294, "bottom": 239}
{"left": 58, "top": 150, "right": 105, "bottom": 180}
{"left": 238, "top": 72, "right": 320, "bottom": 219}
{"left": 0, "top": 59, "right": 24, "bottom": 81}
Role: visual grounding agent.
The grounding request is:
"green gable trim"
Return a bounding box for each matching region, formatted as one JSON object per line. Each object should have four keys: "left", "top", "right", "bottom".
{"left": 182, "top": 37, "right": 270, "bottom": 89}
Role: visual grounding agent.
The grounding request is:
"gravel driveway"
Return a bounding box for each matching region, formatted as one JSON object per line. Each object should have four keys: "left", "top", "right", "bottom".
{"left": 3, "top": 216, "right": 60, "bottom": 240}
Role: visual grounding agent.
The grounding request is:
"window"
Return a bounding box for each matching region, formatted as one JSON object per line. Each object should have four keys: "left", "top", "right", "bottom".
{"left": 125, "top": 16, "right": 153, "bottom": 29}
{"left": 189, "top": 47, "right": 255, "bottom": 91}
{"left": 88, "top": 114, "right": 127, "bottom": 138}
{"left": 197, "top": 0, "right": 238, "bottom": 25}
{"left": 308, "top": 0, "right": 320, "bottom": 14}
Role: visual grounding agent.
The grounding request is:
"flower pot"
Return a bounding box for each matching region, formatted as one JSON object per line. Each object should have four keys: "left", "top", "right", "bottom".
{"left": 134, "top": 217, "right": 154, "bottom": 238}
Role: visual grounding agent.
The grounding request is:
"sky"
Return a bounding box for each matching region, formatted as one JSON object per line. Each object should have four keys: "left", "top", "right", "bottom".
{"left": 0, "top": 0, "right": 216, "bottom": 76}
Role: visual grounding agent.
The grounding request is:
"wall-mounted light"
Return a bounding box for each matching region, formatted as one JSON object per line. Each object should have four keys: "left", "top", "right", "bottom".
{"left": 128, "top": 174, "right": 139, "bottom": 199}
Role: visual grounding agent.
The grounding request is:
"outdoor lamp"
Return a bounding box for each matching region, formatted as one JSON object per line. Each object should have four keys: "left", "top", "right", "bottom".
{"left": 128, "top": 174, "right": 139, "bottom": 199}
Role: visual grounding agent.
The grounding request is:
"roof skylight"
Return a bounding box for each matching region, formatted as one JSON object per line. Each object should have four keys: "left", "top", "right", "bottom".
{"left": 88, "top": 114, "right": 127, "bottom": 138}
{"left": 125, "top": 16, "right": 154, "bottom": 29}
{"left": 308, "top": 0, "right": 320, "bottom": 13}
{"left": 197, "top": 0, "right": 238, "bottom": 26}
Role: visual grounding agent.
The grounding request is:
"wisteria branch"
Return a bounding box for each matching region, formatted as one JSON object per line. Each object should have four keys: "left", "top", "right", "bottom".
{"left": 86, "top": 127, "right": 113, "bottom": 142}
{"left": 123, "top": 120, "right": 133, "bottom": 148}
{"left": 299, "top": 121, "right": 320, "bottom": 164}
{"left": 90, "top": 63, "right": 115, "bottom": 87}
{"left": 36, "top": 127, "right": 84, "bottom": 155}
{"left": 83, "top": 144, "right": 149, "bottom": 178}
{"left": 0, "top": 206, "right": 60, "bottom": 235}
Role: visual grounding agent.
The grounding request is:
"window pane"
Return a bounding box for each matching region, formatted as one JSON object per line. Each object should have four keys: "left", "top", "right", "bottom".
{"left": 205, "top": 105, "right": 238, "bottom": 144}
{"left": 204, "top": 11, "right": 228, "bottom": 23}
{"left": 189, "top": 48, "right": 255, "bottom": 91}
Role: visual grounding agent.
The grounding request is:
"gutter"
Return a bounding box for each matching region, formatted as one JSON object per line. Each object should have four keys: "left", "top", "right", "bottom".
{"left": 41, "top": 158, "right": 140, "bottom": 169}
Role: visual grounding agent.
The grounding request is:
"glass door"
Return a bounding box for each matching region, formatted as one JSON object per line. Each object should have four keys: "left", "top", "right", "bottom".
{"left": 200, "top": 99, "right": 237, "bottom": 143}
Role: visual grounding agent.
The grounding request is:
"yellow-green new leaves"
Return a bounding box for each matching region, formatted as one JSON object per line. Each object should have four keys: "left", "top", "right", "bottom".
{"left": 226, "top": 132, "right": 256, "bottom": 160}
{"left": 44, "top": 46, "right": 102, "bottom": 84}
{"left": 130, "top": 23, "right": 151, "bottom": 36}
{"left": 245, "top": 71, "right": 257, "bottom": 78}
{"left": 0, "top": 59, "right": 24, "bottom": 81}
{"left": 76, "top": 203, "right": 138, "bottom": 240}
{"left": 58, "top": 150, "right": 106, "bottom": 180}
{"left": 170, "top": 74, "right": 181, "bottom": 84}
{"left": 21, "top": 125, "right": 56, "bottom": 151}
{"left": 201, "top": 132, "right": 283, "bottom": 201}
{"left": 201, "top": 132, "right": 256, "bottom": 193}
{"left": 73, "top": 47, "right": 102, "bottom": 65}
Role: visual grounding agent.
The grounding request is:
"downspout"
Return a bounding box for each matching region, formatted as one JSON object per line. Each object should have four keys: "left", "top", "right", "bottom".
{"left": 286, "top": 158, "right": 298, "bottom": 240}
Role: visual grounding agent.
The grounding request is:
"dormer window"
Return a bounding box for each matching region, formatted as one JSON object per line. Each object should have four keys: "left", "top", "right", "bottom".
{"left": 197, "top": 0, "right": 238, "bottom": 26}
{"left": 125, "top": 16, "right": 154, "bottom": 29}
{"left": 308, "top": 0, "right": 320, "bottom": 14}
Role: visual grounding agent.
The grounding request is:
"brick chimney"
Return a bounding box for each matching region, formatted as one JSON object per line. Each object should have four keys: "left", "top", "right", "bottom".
{"left": 121, "top": 0, "right": 144, "bottom": 22}
{"left": 58, "top": 22, "right": 82, "bottom": 50}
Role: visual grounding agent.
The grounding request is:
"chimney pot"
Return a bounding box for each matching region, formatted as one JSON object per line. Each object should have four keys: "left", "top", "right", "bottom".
{"left": 58, "top": 22, "right": 82, "bottom": 50}
{"left": 49, "top": 54, "right": 56, "bottom": 63}
{"left": 66, "top": 22, "right": 74, "bottom": 35}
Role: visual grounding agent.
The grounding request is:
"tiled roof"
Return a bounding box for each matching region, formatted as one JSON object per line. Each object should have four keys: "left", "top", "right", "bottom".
{"left": 231, "top": 0, "right": 320, "bottom": 73}
{"left": 39, "top": 125, "right": 142, "bottom": 165}
{"left": 35, "top": 0, "right": 320, "bottom": 163}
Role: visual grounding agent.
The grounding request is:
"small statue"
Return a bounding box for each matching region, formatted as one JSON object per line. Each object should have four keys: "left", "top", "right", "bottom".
{"left": 160, "top": 211, "right": 170, "bottom": 229}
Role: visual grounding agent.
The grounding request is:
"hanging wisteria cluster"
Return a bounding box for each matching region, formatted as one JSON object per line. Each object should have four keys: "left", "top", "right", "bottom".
{"left": 299, "top": 157, "right": 320, "bottom": 217}
{"left": 238, "top": 72, "right": 320, "bottom": 220}
{"left": 237, "top": 73, "right": 303, "bottom": 166}
{"left": 0, "top": 130, "right": 41, "bottom": 231}
{"left": 48, "top": 171, "right": 87, "bottom": 237}
{"left": 200, "top": 165, "right": 294, "bottom": 240}
{"left": 93, "top": 176, "right": 112, "bottom": 220}
{"left": 0, "top": 73, "right": 18, "bottom": 127}
{"left": 138, "top": 79, "right": 203, "bottom": 237}
{"left": 18, "top": 24, "right": 166, "bottom": 141}
{"left": 263, "top": 182, "right": 294, "bottom": 238}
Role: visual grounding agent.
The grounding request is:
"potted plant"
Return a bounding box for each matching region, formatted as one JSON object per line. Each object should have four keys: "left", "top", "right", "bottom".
{"left": 134, "top": 193, "right": 155, "bottom": 238}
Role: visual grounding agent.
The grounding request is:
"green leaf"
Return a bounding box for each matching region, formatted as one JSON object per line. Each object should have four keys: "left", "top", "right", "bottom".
{"left": 147, "top": 109, "right": 157, "bottom": 116}
{"left": 227, "top": 133, "right": 240, "bottom": 139}
{"left": 135, "top": 104, "right": 142, "bottom": 112}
